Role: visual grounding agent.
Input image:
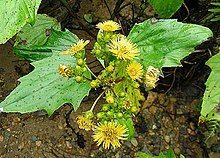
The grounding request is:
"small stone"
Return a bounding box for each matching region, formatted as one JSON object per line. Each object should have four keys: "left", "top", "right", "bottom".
{"left": 66, "top": 141, "right": 72, "bottom": 149}
{"left": 149, "top": 106, "right": 157, "bottom": 115}
{"left": 36, "top": 141, "right": 42, "bottom": 147}
{"left": 115, "top": 152, "right": 120, "bottom": 158}
{"left": 131, "top": 138, "right": 138, "bottom": 147}
{"left": 31, "top": 135, "right": 38, "bottom": 142}
{"left": 152, "top": 125, "right": 157, "bottom": 129}
{"left": 164, "top": 135, "right": 170, "bottom": 143}
{"left": 174, "top": 147, "right": 181, "bottom": 155}
{"left": 148, "top": 130, "right": 155, "bottom": 136}
{"left": 18, "top": 142, "right": 25, "bottom": 150}
{"left": 13, "top": 117, "right": 21, "bottom": 123}
{"left": 0, "top": 135, "right": 4, "bottom": 142}
{"left": 189, "top": 122, "right": 196, "bottom": 130}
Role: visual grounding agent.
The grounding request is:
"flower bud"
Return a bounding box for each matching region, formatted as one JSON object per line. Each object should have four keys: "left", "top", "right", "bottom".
{"left": 84, "top": 111, "right": 94, "bottom": 119}
{"left": 90, "top": 80, "right": 99, "bottom": 88}
{"left": 75, "top": 76, "right": 83, "bottom": 83}
{"left": 77, "top": 59, "right": 84, "bottom": 66}
{"left": 106, "top": 65, "right": 114, "bottom": 72}
{"left": 106, "top": 95, "right": 114, "bottom": 104}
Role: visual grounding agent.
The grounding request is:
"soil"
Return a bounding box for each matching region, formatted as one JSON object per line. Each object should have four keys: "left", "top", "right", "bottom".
{"left": 0, "top": 0, "right": 220, "bottom": 158}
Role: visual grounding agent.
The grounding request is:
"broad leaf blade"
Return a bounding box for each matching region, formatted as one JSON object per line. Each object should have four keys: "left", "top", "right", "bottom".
{"left": 128, "top": 19, "right": 213, "bottom": 69}
{"left": 0, "top": 0, "right": 42, "bottom": 44}
{"left": 148, "top": 0, "right": 183, "bottom": 18}
{"left": 14, "top": 14, "right": 61, "bottom": 47}
{"left": 0, "top": 30, "right": 91, "bottom": 115}
{"left": 201, "top": 53, "right": 220, "bottom": 120}
{"left": 0, "top": 53, "right": 91, "bottom": 115}
{"left": 14, "top": 29, "right": 79, "bottom": 61}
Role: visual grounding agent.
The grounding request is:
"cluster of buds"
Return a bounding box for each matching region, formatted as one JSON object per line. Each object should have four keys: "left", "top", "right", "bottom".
{"left": 58, "top": 20, "right": 162, "bottom": 150}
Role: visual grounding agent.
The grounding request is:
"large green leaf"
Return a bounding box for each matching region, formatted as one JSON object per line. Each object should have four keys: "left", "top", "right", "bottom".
{"left": 14, "top": 14, "right": 61, "bottom": 47}
{"left": 138, "top": 148, "right": 185, "bottom": 158}
{"left": 0, "top": 0, "right": 42, "bottom": 44}
{"left": 14, "top": 29, "right": 79, "bottom": 61}
{"left": 148, "top": 0, "right": 183, "bottom": 18}
{"left": 0, "top": 30, "right": 91, "bottom": 115}
{"left": 128, "top": 19, "right": 213, "bottom": 69}
{"left": 200, "top": 53, "right": 220, "bottom": 121}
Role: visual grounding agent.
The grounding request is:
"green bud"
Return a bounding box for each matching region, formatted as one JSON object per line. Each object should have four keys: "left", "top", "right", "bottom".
{"left": 119, "top": 92, "right": 125, "bottom": 98}
{"left": 95, "top": 49, "right": 102, "bottom": 57}
{"left": 90, "top": 80, "right": 99, "bottom": 88}
{"left": 131, "top": 106, "right": 139, "bottom": 113}
{"left": 84, "top": 111, "right": 94, "bottom": 119}
{"left": 76, "top": 65, "right": 81, "bottom": 71}
{"left": 97, "top": 112, "right": 105, "bottom": 119}
{"left": 107, "top": 111, "right": 114, "bottom": 117}
{"left": 106, "top": 65, "right": 114, "bottom": 73}
{"left": 104, "top": 33, "right": 111, "bottom": 41}
{"left": 133, "top": 82, "right": 140, "bottom": 88}
{"left": 74, "top": 52, "right": 84, "bottom": 59}
{"left": 77, "top": 59, "right": 84, "bottom": 66}
{"left": 82, "top": 67, "right": 87, "bottom": 72}
{"left": 102, "top": 104, "right": 109, "bottom": 111}
{"left": 75, "top": 76, "right": 83, "bottom": 83}
{"left": 106, "top": 95, "right": 114, "bottom": 104}
{"left": 117, "top": 112, "right": 123, "bottom": 118}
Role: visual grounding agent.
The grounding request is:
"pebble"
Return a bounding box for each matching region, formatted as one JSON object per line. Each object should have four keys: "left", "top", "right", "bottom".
{"left": 164, "top": 135, "right": 170, "bottom": 143}
{"left": 174, "top": 147, "right": 181, "bottom": 155}
{"left": 0, "top": 135, "right": 4, "bottom": 142}
{"left": 36, "top": 141, "right": 42, "bottom": 147}
{"left": 31, "top": 135, "right": 38, "bottom": 142}
{"left": 149, "top": 106, "right": 157, "bottom": 115}
{"left": 18, "top": 142, "right": 25, "bottom": 150}
{"left": 66, "top": 141, "right": 72, "bottom": 149}
{"left": 189, "top": 122, "right": 196, "bottom": 130}
{"left": 130, "top": 138, "right": 138, "bottom": 147}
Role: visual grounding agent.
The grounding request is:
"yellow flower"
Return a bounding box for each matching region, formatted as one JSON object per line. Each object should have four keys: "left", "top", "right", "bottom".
{"left": 58, "top": 64, "right": 73, "bottom": 77}
{"left": 76, "top": 115, "right": 94, "bottom": 131}
{"left": 108, "top": 36, "right": 139, "bottom": 60}
{"left": 93, "top": 122, "right": 127, "bottom": 149}
{"left": 127, "top": 62, "right": 143, "bottom": 80}
{"left": 144, "top": 66, "right": 160, "bottom": 88}
{"left": 63, "top": 40, "right": 90, "bottom": 55}
{"left": 96, "top": 20, "right": 121, "bottom": 32}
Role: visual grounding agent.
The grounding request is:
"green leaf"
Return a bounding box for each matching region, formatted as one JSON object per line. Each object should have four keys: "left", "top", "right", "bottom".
{"left": 128, "top": 19, "right": 213, "bottom": 69}
{"left": 14, "top": 14, "right": 61, "bottom": 47}
{"left": 14, "top": 29, "right": 79, "bottom": 61}
{"left": 0, "top": 53, "right": 91, "bottom": 115}
{"left": 0, "top": 30, "right": 91, "bottom": 115}
{"left": 118, "top": 117, "right": 135, "bottom": 140}
{"left": 148, "top": 0, "right": 183, "bottom": 18}
{"left": 200, "top": 53, "right": 220, "bottom": 121}
{"left": 138, "top": 152, "right": 153, "bottom": 158}
{"left": 138, "top": 148, "right": 181, "bottom": 158}
{"left": 0, "top": 0, "right": 42, "bottom": 44}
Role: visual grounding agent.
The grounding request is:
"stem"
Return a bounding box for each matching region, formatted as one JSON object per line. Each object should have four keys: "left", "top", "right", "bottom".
{"left": 85, "top": 64, "right": 97, "bottom": 78}
{"left": 90, "top": 91, "right": 105, "bottom": 111}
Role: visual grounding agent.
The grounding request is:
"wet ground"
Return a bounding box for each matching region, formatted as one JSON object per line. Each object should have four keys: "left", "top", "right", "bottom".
{"left": 0, "top": 0, "right": 220, "bottom": 158}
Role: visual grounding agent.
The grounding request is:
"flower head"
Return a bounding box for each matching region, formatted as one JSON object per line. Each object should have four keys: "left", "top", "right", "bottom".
{"left": 144, "top": 66, "right": 160, "bottom": 89}
{"left": 108, "top": 36, "right": 139, "bottom": 60}
{"left": 76, "top": 115, "right": 94, "bottom": 131}
{"left": 58, "top": 64, "right": 73, "bottom": 77}
{"left": 96, "top": 20, "right": 121, "bottom": 32}
{"left": 63, "top": 40, "right": 89, "bottom": 55}
{"left": 127, "top": 62, "right": 143, "bottom": 80}
{"left": 93, "top": 122, "right": 127, "bottom": 149}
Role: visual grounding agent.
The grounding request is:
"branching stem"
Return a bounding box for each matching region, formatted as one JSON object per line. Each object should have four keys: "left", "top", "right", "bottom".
{"left": 90, "top": 91, "right": 105, "bottom": 111}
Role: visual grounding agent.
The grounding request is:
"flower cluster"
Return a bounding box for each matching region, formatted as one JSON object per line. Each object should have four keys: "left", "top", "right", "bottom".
{"left": 58, "top": 20, "right": 161, "bottom": 150}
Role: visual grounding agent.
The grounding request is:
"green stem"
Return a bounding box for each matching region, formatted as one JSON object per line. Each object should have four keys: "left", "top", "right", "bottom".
{"left": 90, "top": 91, "right": 105, "bottom": 111}
{"left": 85, "top": 65, "right": 97, "bottom": 78}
